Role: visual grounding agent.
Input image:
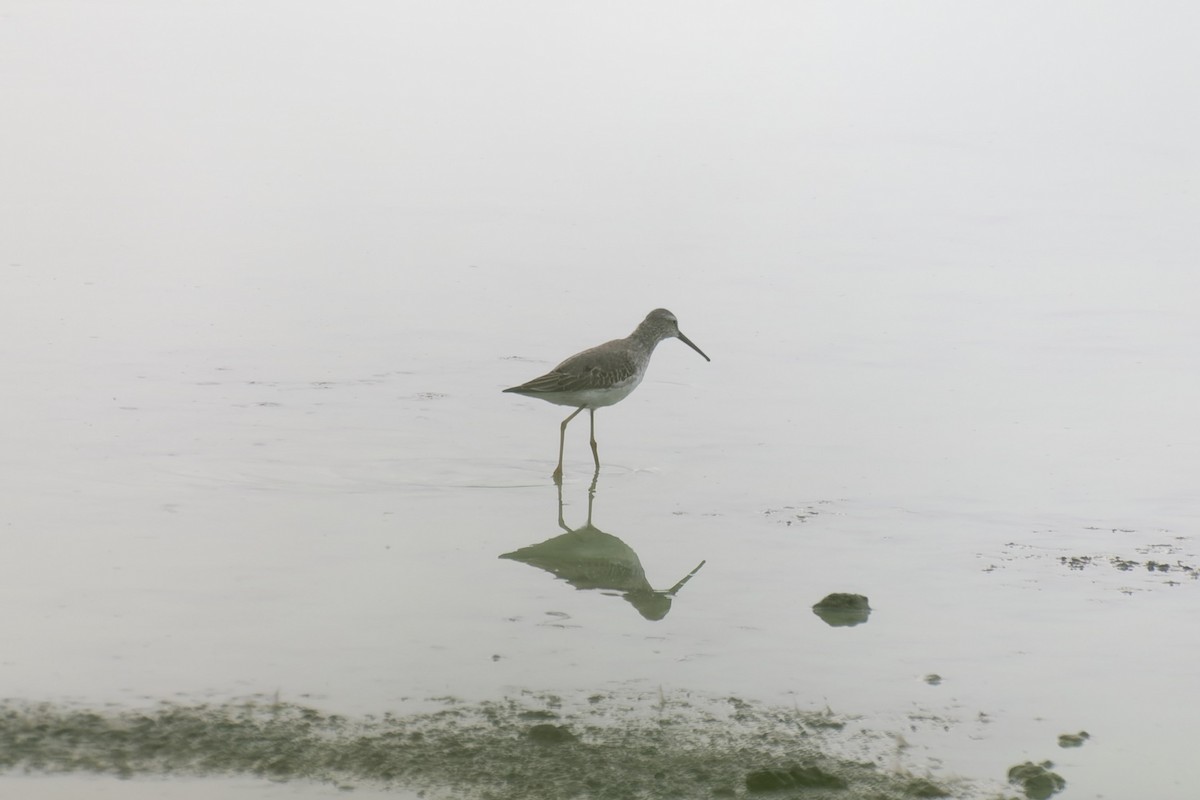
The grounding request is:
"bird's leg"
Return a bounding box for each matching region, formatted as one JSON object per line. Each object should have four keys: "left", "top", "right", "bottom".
{"left": 554, "top": 407, "right": 584, "bottom": 483}
{"left": 585, "top": 469, "right": 598, "bottom": 526}
{"left": 556, "top": 479, "right": 569, "bottom": 532}
{"left": 588, "top": 408, "right": 600, "bottom": 471}
{"left": 587, "top": 468, "right": 599, "bottom": 500}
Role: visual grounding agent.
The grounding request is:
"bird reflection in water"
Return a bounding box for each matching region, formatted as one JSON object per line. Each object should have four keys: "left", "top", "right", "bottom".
{"left": 500, "top": 473, "right": 706, "bottom": 621}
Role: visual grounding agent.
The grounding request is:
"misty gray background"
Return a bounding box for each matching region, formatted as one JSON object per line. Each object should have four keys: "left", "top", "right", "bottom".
{"left": 2, "top": 2, "right": 1198, "bottom": 798}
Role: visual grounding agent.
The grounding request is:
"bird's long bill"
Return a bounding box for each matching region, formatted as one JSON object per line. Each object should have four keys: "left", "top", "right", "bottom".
{"left": 677, "top": 331, "right": 711, "bottom": 362}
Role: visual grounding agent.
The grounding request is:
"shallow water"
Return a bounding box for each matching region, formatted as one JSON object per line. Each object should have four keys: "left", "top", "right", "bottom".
{"left": 3, "top": 2, "right": 1199, "bottom": 798}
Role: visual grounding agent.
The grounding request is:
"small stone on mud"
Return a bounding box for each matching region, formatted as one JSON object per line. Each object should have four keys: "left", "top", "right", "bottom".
{"left": 745, "top": 765, "right": 848, "bottom": 792}
{"left": 812, "top": 593, "right": 871, "bottom": 627}
{"left": 1007, "top": 760, "right": 1066, "bottom": 799}
{"left": 1057, "top": 731, "right": 1090, "bottom": 748}
{"left": 924, "top": 674, "right": 943, "bottom": 686}
{"left": 813, "top": 593, "right": 870, "bottom": 610}
{"left": 527, "top": 723, "right": 575, "bottom": 744}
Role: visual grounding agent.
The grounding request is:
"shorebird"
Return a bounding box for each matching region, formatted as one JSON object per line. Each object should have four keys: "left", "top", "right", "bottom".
{"left": 503, "top": 308, "right": 710, "bottom": 482}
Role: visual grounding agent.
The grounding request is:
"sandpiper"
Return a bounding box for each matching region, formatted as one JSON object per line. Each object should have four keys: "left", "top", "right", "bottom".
{"left": 503, "top": 308, "right": 710, "bottom": 482}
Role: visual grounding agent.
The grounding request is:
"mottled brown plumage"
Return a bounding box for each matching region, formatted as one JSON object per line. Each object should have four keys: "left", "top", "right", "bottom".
{"left": 504, "top": 308, "right": 710, "bottom": 482}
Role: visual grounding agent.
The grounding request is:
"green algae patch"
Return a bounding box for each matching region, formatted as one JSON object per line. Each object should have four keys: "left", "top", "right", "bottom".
{"left": 0, "top": 694, "right": 993, "bottom": 799}
{"left": 746, "top": 765, "right": 848, "bottom": 791}
{"left": 1056, "top": 731, "right": 1089, "bottom": 748}
{"left": 904, "top": 777, "right": 954, "bottom": 797}
{"left": 1006, "top": 761, "right": 1065, "bottom": 799}
{"left": 812, "top": 593, "right": 872, "bottom": 627}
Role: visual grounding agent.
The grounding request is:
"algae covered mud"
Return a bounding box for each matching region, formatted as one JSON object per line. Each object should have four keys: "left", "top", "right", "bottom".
{"left": 0, "top": 691, "right": 1015, "bottom": 800}
{"left": 5, "top": 2, "right": 1199, "bottom": 799}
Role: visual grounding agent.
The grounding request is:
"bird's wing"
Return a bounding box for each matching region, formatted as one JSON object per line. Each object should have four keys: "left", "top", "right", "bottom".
{"left": 515, "top": 343, "right": 640, "bottom": 394}
{"left": 555, "top": 344, "right": 641, "bottom": 391}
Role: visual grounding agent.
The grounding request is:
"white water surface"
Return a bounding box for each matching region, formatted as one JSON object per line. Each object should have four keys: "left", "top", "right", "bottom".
{"left": 2, "top": 2, "right": 1198, "bottom": 798}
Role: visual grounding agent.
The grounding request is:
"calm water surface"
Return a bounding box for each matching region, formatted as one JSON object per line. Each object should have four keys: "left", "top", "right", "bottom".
{"left": 3, "top": 2, "right": 1198, "bottom": 798}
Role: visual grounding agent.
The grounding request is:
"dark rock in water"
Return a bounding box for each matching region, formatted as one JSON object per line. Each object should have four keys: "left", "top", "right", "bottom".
{"left": 813, "top": 592, "right": 870, "bottom": 610}
{"left": 528, "top": 723, "right": 575, "bottom": 744}
{"left": 812, "top": 593, "right": 871, "bottom": 627}
{"left": 1057, "top": 731, "right": 1090, "bottom": 748}
{"left": 745, "top": 765, "right": 848, "bottom": 792}
{"left": 1007, "top": 761, "right": 1066, "bottom": 799}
